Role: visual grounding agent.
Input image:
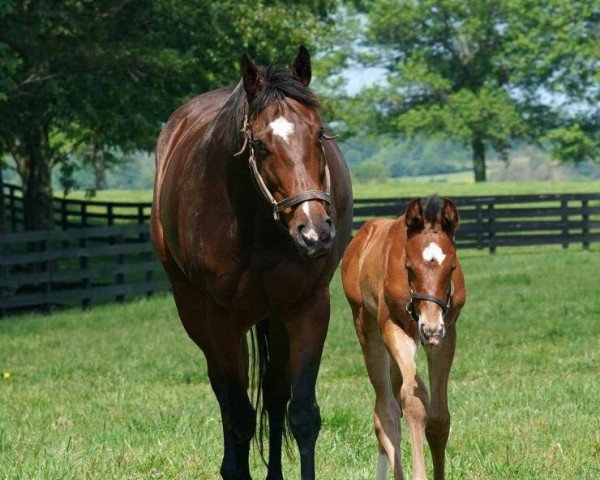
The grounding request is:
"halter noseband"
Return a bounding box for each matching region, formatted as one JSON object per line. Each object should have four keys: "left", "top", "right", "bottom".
{"left": 235, "top": 114, "right": 332, "bottom": 221}
{"left": 405, "top": 286, "right": 452, "bottom": 323}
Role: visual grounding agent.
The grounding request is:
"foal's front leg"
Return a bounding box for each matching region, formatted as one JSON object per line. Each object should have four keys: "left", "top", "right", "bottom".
{"left": 424, "top": 323, "right": 456, "bottom": 480}
{"left": 383, "top": 320, "right": 429, "bottom": 480}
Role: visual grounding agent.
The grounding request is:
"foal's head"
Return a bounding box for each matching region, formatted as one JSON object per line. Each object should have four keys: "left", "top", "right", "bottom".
{"left": 404, "top": 197, "right": 459, "bottom": 346}
{"left": 239, "top": 47, "right": 335, "bottom": 258}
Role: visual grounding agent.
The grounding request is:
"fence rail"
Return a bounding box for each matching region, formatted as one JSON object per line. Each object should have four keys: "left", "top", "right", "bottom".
{"left": 2, "top": 184, "right": 600, "bottom": 316}
{"left": 352, "top": 193, "right": 600, "bottom": 253}
{"left": 0, "top": 224, "right": 167, "bottom": 316}
{"left": 2, "top": 183, "right": 151, "bottom": 230}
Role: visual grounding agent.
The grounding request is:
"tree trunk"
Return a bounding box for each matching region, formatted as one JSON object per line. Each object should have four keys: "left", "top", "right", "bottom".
{"left": 13, "top": 129, "right": 55, "bottom": 231}
{"left": 92, "top": 144, "right": 108, "bottom": 190}
{"left": 472, "top": 136, "right": 487, "bottom": 182}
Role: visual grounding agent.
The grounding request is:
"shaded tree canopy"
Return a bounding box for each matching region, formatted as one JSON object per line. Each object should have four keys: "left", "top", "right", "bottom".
{"left": 0, "top": 0, "right": 341, "bottom": 229}
{"left": 337, "top": 0, "right": 600, "bottom": 182}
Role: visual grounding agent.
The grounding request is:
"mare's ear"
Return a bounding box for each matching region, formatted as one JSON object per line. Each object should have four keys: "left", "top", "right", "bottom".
{"left": 405, "top": 198, "right": 424, "bottom": 236}
{"left": 241, "top": 53, "right": 262, "bottom": 100}
{"left": 292, "top": 45, "right": 311, "bottom": 87}
{"left": 441, "top": 198, "right": 459, "bottom": 237}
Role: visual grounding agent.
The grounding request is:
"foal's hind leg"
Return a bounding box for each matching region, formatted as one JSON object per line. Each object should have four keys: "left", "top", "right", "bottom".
{"left": 424, "top": 323, "right": 456, "bottom": 480}
{"left": 354, "top": 308, "right": 404, "bottom": 480}
{"left": 262, "top": 316, "right": 291, "bottom": 480}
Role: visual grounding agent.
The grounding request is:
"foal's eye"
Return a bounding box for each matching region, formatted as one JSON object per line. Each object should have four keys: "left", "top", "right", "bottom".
{"left": 318, "top": 128, "right": 325, "bottom": 140}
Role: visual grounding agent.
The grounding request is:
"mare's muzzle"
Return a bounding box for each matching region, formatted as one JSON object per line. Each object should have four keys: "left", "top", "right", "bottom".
{"left": 293, "top": 213, "right": 335, "bottom": 259}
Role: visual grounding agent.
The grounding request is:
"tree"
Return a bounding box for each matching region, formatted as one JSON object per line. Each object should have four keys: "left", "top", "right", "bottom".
{"left": 0, "top": 0, "right": 341, "bottom": 229}
{"left": 347, "top": 0, "right": 599, "bottom": 181}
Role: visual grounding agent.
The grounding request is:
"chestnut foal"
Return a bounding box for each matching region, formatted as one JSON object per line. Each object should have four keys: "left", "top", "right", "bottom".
{"left": 342, "top": 197, "right": 466, "bottom": 480}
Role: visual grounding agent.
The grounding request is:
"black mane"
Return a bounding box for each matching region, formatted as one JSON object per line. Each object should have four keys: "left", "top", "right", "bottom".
{"left": 213, "top": 66, "right": 321, "bottom": 154}
{"left": 421, "top": 196, "right": 444, "bottom": 224}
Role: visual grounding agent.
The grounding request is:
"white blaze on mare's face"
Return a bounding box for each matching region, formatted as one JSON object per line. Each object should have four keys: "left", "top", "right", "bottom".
{"left": 422, "top": 241, "right": 446, "bottom": 265}
{"left": 269, "top": 116, "right": 294, "bottom": 144}
{"left": 301, "top": 202, "right": 319, "bottom": 241}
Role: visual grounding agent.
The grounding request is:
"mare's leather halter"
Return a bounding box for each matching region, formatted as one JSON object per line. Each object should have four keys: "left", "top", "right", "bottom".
{"left": 406, "top": 285, "right": 453, "bottom": 323}
{"left": 234, "top": 114, "right": 332, "bottom": 221}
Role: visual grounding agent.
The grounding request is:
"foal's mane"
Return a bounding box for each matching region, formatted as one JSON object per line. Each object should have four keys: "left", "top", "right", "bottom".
{"left": 421, "top": 196, "right": 445, "bottom": 225}
{"left": 213, "top": 65, "right": 321, "bottom": 154}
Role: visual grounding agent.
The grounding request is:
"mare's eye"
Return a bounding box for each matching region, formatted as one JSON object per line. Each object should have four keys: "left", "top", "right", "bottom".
{"left": 318, "top": 128, "right": 325, "bottom": 140}
{"left": 254, "top": 140, "right": 269, "bottom": 156}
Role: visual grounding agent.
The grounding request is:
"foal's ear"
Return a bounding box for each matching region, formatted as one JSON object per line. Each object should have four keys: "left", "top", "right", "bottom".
{"left": 441, "top": 198, "right": 459, "bottom": 237}
{"left": 405, "top": 198, "right": 424, "bottom": 236}
{"left": 241, "top": 53, "right": 262, "bottom": 100}
{"left": 292, "top": 45, "right": 311, "bottom": 87}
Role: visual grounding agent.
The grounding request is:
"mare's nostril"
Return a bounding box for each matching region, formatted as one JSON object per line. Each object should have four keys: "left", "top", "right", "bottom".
{"left": 299, "top": 224, "right": 319, "bottom": 247}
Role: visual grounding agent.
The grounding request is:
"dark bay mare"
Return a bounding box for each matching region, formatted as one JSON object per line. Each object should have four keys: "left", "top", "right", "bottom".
{"left": 151, "top": 47, "right": 353, "bottom": 479}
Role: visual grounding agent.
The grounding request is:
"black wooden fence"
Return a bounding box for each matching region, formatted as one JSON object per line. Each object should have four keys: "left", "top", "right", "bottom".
{"left": 0, "top": 224, "right": 168, "bottom": 316}
{"left": 2, "top": 183, "right": 600, "bottom": 316}
{"left": 353, "top": 193, "right": 600, "bottom": 253}
{"left": 2, "top": 183, "right": 150, "bottom": 230}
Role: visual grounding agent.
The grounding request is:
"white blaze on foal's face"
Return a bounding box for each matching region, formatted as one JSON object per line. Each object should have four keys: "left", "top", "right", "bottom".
{"left": 269, "top": 116, "right": 294, "bottom": 144}
{"left": 422, "top": 241, "right": 446, "bottom": 265}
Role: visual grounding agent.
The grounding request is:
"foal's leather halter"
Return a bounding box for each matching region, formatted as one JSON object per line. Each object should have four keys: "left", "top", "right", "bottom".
{"left": 234, "top": 114, "right": 332, "bottom": 221}
{"left": 406, "top": 286, "right": 452, "bottom": 323}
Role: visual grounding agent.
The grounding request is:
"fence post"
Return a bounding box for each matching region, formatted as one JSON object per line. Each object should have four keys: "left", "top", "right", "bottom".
{"left": 80, "top": 235, "right": 90, "bottom": 309}
{"left": 115, "top": 234, "right": 125, "bottom": 303}
{"left": 42, "top": 238, "right": 51, "bottom": 313}
{"left": 107, "top": 205, "right": 114, "bottom": 226}
{"left": 582, "top": 198, "right": 590, "bottom": 250}
{"left": 142, "top": 231, "right": 154, "bottom": 298}
{"left": 561, "top": 198, "right": 569, "bottom": 249}
{"left": 475, "top": 204, "right": 484, "bottom": 249}
{"left": 137, "top": 205, "right": 145, "bottom": 225}
{"left": 488, "top": 202, "right": 496, "bottom": 254}
{"left": 80, "top": 202, "right": 88, "bottom": 228}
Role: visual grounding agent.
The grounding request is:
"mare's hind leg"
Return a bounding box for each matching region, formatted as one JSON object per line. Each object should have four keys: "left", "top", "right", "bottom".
{"left": 424, "top": 323, "right": 456, "bottom": 480}
{"left": 353, "top": 306, "right": 404, "bottom": 480}
{"left": 383, "top": 319, "right": 429, "bottom": 480}
{"left": 261, "top": 316, "right": 291, "bottom": 480}
{"left": 173, "top": 287, "right": 255, "bottom": 480}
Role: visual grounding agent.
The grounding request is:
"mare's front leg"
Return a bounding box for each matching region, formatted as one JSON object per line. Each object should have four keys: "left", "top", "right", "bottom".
{"left": 424, "top": 323, "right": 456, "bottom": 480}
{"left": 208, "top": 303, "right": 256, "bottom": 480}
{"left": 283, "top": 289, "right": 330, "bottom": 480}
{"left": 382, "top": 318, "right": 429, "bottom": 480}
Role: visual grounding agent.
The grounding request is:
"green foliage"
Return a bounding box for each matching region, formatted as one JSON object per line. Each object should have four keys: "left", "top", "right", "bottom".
{"left": 339, "top": 0, "right": 600, "bottom": 181}
{"left": 352, "top": 160, "right": 390, "bottom": 182}
{"left": 0, "top": 0, "right": 344, "bottom": 226}
{"left": 1, "top": 247, "right": 600, "bottom": 478}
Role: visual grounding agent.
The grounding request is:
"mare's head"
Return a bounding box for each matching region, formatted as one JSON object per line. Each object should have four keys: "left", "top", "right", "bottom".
{"left": 404, "top": 197, "right": 459, "bottom": 346}
{"left": 237, "top": 46, "right": 335, "bottom": 258}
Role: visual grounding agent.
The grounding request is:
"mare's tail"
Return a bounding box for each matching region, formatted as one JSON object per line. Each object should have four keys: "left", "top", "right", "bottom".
{"left": 250, "top": 317, "right": 292, "bottom": 464}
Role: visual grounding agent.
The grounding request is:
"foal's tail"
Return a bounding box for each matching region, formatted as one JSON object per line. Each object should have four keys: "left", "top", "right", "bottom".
{"left": 250, "top": 317, "right": 292, "bottom": 464}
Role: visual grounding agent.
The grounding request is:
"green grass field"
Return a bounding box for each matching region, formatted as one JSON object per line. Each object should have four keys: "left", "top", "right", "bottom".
{"left": 63, "top": 179, "right": 600, "bottom": 204}
{"left": 1, "top": 245, "right": 599, "bottom": 479}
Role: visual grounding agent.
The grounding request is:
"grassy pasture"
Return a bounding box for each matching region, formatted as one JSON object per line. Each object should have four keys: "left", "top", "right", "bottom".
{"left": 1, "top": 246, "right": 600, "bottom": 479}
{"left": 63, "top": 179, "right": 600, "bottom": 204}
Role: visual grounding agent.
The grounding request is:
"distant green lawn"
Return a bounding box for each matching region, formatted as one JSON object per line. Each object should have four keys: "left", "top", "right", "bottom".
{"left": 63, "top": 178, "right": 600, "bottom": 205}
{"left": 1, "top": 246, "right": 599, "bottom": 479}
